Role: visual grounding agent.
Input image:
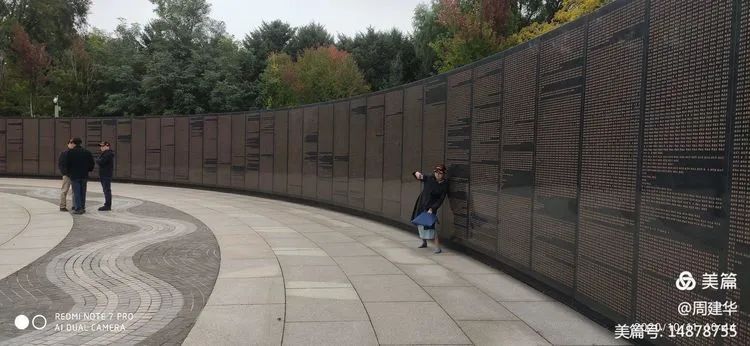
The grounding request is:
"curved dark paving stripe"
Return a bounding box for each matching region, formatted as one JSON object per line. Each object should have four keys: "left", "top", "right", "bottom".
{"left": 0, "top": 187, "right": 220, "bottom": 345}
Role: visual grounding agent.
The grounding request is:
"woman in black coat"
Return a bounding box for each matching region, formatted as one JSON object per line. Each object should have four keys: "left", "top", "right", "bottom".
{"left": 412, "top": 164, "right": 449, "bottom": 253}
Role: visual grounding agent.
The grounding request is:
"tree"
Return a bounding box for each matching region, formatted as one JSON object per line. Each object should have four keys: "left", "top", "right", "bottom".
{"left": 48, "top": 35, "right": 101, "bottom": 116}
{"left": 504, "top": 0, "right": 607, "bottom": 48}
{"left": 430, "top": 0, "right": 503, "bottom": 72}
{"left": 258, "top": 52, "right": 295, "bottom": 108}
{"left": 284, "top": 22, "right": 333, "bottom": 59}
{"left": 240, "top": 20, "right": 295, "bottom": 107}
{"left": 10, "top": 24, "right": 51, "bottom": 116}
{"left": 337, "top": 27, "right": 418, "bottom": 91}
{"left": 481, "top": 0, "right": 512, "bottom": 34}
{"left": 1, "top": 0, "right": 91, "bottom": 56}
{"left": 95, "top": 23, "right": 148, "bottom": 116}
{"left": 259, "top": 46, "right": 369, "bottom": 108}
{"left": 411, "top": 1, "right": 448, "bottom": 78}
{"left": 138, "top": 0, "right": 247, "bottom": 114}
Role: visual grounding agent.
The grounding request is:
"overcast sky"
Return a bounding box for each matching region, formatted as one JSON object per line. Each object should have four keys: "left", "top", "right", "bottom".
{"left": 88, "top": 0, "right": 428, "bottom": 39}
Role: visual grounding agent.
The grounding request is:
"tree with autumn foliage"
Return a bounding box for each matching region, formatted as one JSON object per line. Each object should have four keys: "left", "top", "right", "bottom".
{"left": 259, "top": 46, "right": 369, "bottom": 108}
{"left": 430, "top": 0, "right": 505, "bottom": 73}
{"left": 9, "top": 24, "right": 52, "bottom": 117}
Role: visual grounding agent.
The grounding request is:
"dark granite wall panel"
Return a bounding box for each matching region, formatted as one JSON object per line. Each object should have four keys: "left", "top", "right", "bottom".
{"left": 576, "top": 0, "right": 645, "bottom": 322}
{"left": 174, "top": 117, "right": 190, "bottom": 182}
{"left": 116, "top": 120, "right": 131, "bottom": 178}
{"left": 470, "top": 59, "right": 502, "bottom": 254}
{"left": 246, "top": 113, "right": 260, "bottom": 190}
{"left": 271, "top": 111, "right": 287, "bottom": 193}
{"left": 636, "top": 0, "right": 732, "bottom": 330}
{"left": 6, "top": 119, "right": 21, "bottom": 174}
{"left": 532, "top": 21, "right": 586, "bottom": 293}
{"left": 39, "top": 119, "right": 55, "bottom": 175}
{"left": 160, "top": 118, "right": 175, "bottom": 182}
{"left": 365, "top": 94, "right": 384, "bottom": 213}
{"left": 383, "top": 90, "right": 404, "bottom": 219}
{"left": 401, "top": 85, "right": 424, "bottom": 223}
{"left": 131, "top": 119, "right": 146, "bottom": 180}
{"left": 333, "top": 101, "right": 350, "bottom": 205}
{"left": 231, "top": 114, "right": 246, "bottom": 189}
{"left": 145, "top": 118, "right": 161, "bottom": 181}
{"left": 22, "top": 119, "right": 37, "bottom": 175}
{"left": 217, "top": 115, "right": 232, "bottom": 187}
{"left": 261, "top": 112, "right": 276, "bottom": 192}
{"left": 0, "top": 119, "right": 7, "bottom": 173}
{"left": 202, "top": 116, "right": 217, "bottom": 185}
{"left": 86, "top": 119, "right": 101, "bottom": 178}
{"left": 729, "top": 1, "right": 750, "bottom": 343}
{"left": 499, "top": 44, "right": 538, "bottom": 269}
{"left": 287, "top": 109, "right": 303, "bottom": 195}
{"left": 317, "top": 104, "right": 334, "bottom": 201}
{"left": 189, "top": 117, "right": 203, "bottom": 184}
{"left": 423, "top": 79, "right": 447, "bottom": 234}
{"left": 303, "top": 106, "right": 319, "bottom": 198}
{"left": 348, "top": 98, "right": 367, "bottom": 209}
{"left": 446, "top": 70, "right": 472, "bottom": 242}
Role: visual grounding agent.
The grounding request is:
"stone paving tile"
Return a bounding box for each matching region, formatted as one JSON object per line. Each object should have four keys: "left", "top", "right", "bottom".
{"left": 425, "top": 286, "right": 518, "bottom": 321}
{"left": 329, "top": 227, "right": 374, "bottom": 237}
{"left": 304, "top": 232, "right": 357, "bottom": 244}
{"left": 365, "top": 302, "right": 471, "bottom": 344}
{"left": 503, "top": 301, "right": 628, "bottom": 345}
{"left": 277, "top": 254, "right": 337, "bottom": 267}
{"left": 207, "top": 277, "right": 285, "bottom": 305}
{"left": 183, "top": 304, "right": 284, "bottom": 345}
{"left": 218, "top": 258, "right": 282, "bottom": 278}
{"left": 396, "top": 264, "right": 472, "bottom": 287}
{"left": 266, "top": 237, "right": 319, "bottom": 249}
{"left": 373, "top": 247, "right": 436, "bottom": 265}
{"left": 351, "top": 235, "right": 404, "bottom": 248}
{"left": 458, "top": 320, "right": 551, "bottom": 346}
{"left": 213, "top": 233, "right": 267, "bottom": 246}
{"left": 285, "top": 288, "right": 369, "bottom": 322}
{"left": 0, "top": 248, "right": 48, "bottom": 264}
{"left": 317, "top": 242, "right": 378, "bottom": 257}
{"left": 333, "top": 256, "right": 402, "bottom": 275}
{"left": 431, "top": 254, "right": 500, "bottom": 274}
{"left": 219, "top": 244, "right": 276, "bottom": 259}
{"left": 349, "top": 274, "right": 432, "bottom": 302}
{"left": 461, "top": 273, "right": 552, "bottom": 302}
{"left": 283, "top": 265, "right": 352, "bottom": 288}
{"left": 283, "top": 321, "right": 378, "bottom": 346}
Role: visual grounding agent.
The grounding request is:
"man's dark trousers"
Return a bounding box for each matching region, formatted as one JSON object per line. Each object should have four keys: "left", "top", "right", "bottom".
{"left": 100, "top": 177, "right": 112, "bottom": 208}
{"left": 71, "top": 179, "right": 88, "bottom": 211}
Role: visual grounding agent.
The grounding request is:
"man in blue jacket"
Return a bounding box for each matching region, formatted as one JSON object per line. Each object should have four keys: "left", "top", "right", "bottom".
{"left": 65, "top": 138, "right": 95, "bottom": 214}
{"left": 96, "top": 141, "right": 115, "bottom": 211}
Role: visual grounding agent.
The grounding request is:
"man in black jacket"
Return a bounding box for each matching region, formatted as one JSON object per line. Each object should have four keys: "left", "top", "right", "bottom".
{"left": 57, "top": 139, "right": 75, "bottom": 211}
{"left": 65, "top": 138, "right": 95, "bottom": 214}
{"left": 96, "top": 141, "right": 115, "bottom": 211}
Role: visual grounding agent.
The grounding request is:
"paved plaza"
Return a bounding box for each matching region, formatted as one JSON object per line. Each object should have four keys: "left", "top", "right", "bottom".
{"left": 0, "top": 178, "right": 627, "bottom": 345}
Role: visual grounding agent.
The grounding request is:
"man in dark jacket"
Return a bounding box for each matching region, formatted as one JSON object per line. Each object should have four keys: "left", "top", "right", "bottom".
{"left": 57, "top": 139, "right": 75, "bottom": 211}
{"left": 65, "top": 137, "right": 95, "bottom": 214}
{"left": 96, "top": 141, "right": 115, "bottom": 211}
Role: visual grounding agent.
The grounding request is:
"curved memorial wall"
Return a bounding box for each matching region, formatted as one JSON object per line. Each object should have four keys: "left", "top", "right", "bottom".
{"left": 1, "top": 0, "right": 748, "bottom": 340}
